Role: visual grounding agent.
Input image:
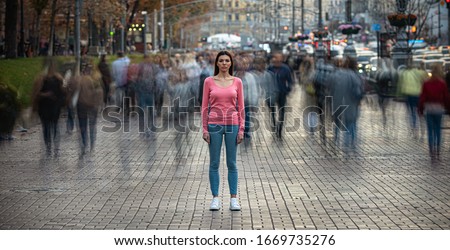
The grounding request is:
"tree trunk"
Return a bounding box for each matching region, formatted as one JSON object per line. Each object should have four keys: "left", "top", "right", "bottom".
{"left": 65, "top": 7, "right": 71, "bottom": 55}
{"left": 48, "top": 0, "right": 58, "bottom": 56}
{"left": 128, "top": 0, "right": 140, "bottom": 26}
{"left": 34, "top": 14, "right": 41, "bottom": 56}
{"left": 5, "top": 0, "right": 18, "bottom": 58}
{"left": 18, "top": 0, "right": 25, "bottom": 57}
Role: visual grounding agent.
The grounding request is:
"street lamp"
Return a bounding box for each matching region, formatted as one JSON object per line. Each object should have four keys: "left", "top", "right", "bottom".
{"left": 343, "top": 0, "right": 357, "bottom": 58}
{"left": 160, "top": 0, "right": 164, "bottom": 50}
{"left": 142, "top": 11, "right": 148, "bottom": 55}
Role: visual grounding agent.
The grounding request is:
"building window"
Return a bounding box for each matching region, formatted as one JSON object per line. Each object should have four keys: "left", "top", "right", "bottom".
{"left": 235, "top": 13, "right": 240, "bottom": 21}
{"left": 219, "top": 0, "right": 223, "bottom": 8}
{"left": 228, "top": 1, "right": 232, "bottom": 7}
{"left": 236, "top": 1, "right": 239, "bottom": 8}
{"left": 246, "top": 14, "right": 251, "bottom": 22}
{"left": 228, "top": 14, "right": 232, "bottom": 21}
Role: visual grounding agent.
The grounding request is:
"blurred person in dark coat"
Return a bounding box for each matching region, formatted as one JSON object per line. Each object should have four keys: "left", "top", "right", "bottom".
{"left": 329, "top": 57, "right": 363, "bottom": 148}
{"left": 267, "top": 52, "right": 293, "bottom": 138}
{"left": 74, "top": 64, "right": 104, "bottom": 155}
{"left": 32, "top": 57, "right": 65, "bottom": 157}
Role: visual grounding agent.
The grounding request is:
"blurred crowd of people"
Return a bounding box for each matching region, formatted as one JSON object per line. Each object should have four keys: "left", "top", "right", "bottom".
{"left": 30, "top": 49, "right": 450, "bottom": 160}
{"left": 298, "top": 53, "right": 450, "bottom": 159}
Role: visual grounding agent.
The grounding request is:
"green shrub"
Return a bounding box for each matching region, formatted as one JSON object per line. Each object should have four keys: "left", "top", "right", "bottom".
{"left": 0, "top": 80, "right": 21, "bottom": 136}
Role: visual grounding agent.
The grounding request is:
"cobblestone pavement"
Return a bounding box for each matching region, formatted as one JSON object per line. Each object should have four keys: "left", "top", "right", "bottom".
{"left": 1, "top": 87, "right": 449, "bottom": 230}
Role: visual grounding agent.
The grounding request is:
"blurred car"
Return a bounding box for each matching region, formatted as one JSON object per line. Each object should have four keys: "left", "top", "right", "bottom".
{"left": 421, "top": 53, "right": 443, "bottom": 61}
{"left": 367, "top": 57, "right": 381, "bottom": 78}
{"left": 438, "top": 46, "right": 450, "bottom": 56}
{"left": 441, "top": 57, "right": 450, "bottom": 72}
{"left": 356, "top": 50, "right": 376, "bottom": 75}
{"left": 412, "top": 49, "right": 429, "bottom": 59}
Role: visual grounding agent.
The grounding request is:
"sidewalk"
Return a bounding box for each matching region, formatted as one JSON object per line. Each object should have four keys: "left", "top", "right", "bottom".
{"left": 0, "top": 87, "right": 449, "bottom": 230}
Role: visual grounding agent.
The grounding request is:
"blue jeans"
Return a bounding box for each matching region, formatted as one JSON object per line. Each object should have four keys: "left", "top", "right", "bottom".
{"left": 406, "top": 95, "right": 419, "bottom": 129}
{"left": 426, "top": 114, "right": 443, "bottom": 152}
{"left": 208, "top": 124, "right": 239, "bottom": 196}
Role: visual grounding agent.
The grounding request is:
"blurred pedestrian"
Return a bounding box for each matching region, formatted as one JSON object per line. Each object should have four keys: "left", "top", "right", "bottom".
{"left": 198, "top": 52, "right": 215, "bottom": 105}
{"left": 97, "top": 54, "right": 112, "bottom": 106}
{"left": 235, "top": 55, "right": 258, "bottom": 139}
{"left": 136, "top": 55, "right": 156, "bottom": 134}
{"left": 313, "top": 57, "right": 334, "bottom": 139}
{"left": 76, "top": 64, "right": 103, "bottom": 155}
{"left": 398, "top": 63, "right": 427, "bottom": 137}
{"left": 155, "top": 54, "right": 170, "bottom": 117}
{"left": 252, "top": 57, "right": 277, "bottom": 130}
{"left": 374, "top": 58, "right": 398, "bottom": 128}
{"left": 169, "top": 58, "right": 189, "bottom": 123}
{"left": 182, "top": 53, "right": 202, "bottom": 112}
{"left": 267, "top": 52, "right": 293, "bottom": 138}
{"left": 32, "top": 57, "right": 65, "bottom": 157}
{"left": 329, "top": 57, "right": 363, "bottom": 147}
{"left": 111, "top": 51, "right": 130, "bottom": 111}
{"left": 201, "top": 50, "right": 244, "bottom": 211}
{"left": 126, "top": 61, "right": 140, "bottom": 115}
{"left": 418, "top": 63, "right": 450, "bottom": 158}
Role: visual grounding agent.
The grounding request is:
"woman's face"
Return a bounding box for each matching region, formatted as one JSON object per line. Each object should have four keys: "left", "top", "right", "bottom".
{"left": 217, "top": 55, "right": 232, "bottom": 73}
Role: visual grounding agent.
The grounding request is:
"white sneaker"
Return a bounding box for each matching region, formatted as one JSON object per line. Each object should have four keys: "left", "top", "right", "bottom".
{"left": 230, "top": 198, "right": 241, "bottom": 211}
{"left": 210, "top": 197, "right": 220, "bottom": 211}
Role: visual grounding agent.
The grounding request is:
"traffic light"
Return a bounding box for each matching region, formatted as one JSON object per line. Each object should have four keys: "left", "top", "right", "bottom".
{"left": 447, "top": 0, "right": 450, "bottom": 9}
{"left": 411, "top": 26, "right": 417, "bottom": 33}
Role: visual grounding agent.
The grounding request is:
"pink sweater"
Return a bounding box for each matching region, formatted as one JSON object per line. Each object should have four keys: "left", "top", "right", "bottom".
{"left": 201, "top": 76, "right": 245, "bottom": 136}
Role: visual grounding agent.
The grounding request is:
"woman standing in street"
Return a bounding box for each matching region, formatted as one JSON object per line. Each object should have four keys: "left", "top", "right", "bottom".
{"left": 201, "top": 51, "right": 245, "bottom": 211}
{"left": 418, "top": 63, "right": 450, "bottom": 159}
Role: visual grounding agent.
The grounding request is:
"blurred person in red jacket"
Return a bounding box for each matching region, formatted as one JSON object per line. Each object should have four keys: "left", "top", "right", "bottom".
{"left": 418, "top": 63, "right": 450, "bottom": 159}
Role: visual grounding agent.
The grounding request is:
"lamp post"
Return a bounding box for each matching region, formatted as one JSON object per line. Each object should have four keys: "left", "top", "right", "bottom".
{"left": 343, "top": 0, "right": 357, "bottom": 58}
{"left": 142, "top": 11, "right": 148, "bottom": 55}
{"left": 160, "top": 0, "right": 164, "bottom": 50}
{"left": 121, "top": 0, "right": 125, "bottom": 53}
{"left": 391, "top": 0, "right": 410, "bottom": 68}
{"left": 291, "top": 0, "right": 295, "bottom": 37}
{"left": 446, "top": 0, "right": 450, "bottom": 45}
{"left": 153, "top": 9, "right": 157, "bottom": 51}
{"left": 75, "top": 0, "right": 82, "bottom": 74}
{"left": 301, "top": 0, "right": 304, "bottom": 34}
{"left": 315, "top": 0, "right": 326, "bottom": 59}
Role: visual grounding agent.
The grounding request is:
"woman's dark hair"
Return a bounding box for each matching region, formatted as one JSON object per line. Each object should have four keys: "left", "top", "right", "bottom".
{"left": 214, "top": 50, "right": 234, "bottom": 76}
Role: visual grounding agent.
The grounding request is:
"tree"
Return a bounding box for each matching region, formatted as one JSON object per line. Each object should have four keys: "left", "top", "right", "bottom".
{"left": 31, "top": 0, "right": 49, "bottom": 56}
{"left": 48, "top": 0, "right": 58, "bottom": 56}
{"left": 385, "top": 0, "right": 435, "bottom": 66}
{"left": 5, "top": 0, "right": 18, "bottom": 58}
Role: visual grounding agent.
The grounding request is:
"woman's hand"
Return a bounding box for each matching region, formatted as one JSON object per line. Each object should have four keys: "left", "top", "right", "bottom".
{"left": 203, "top": 133, "right": 210, "bottom": 144}
{"left": 237, "top": 134, "right": 244, "bottom": 144}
